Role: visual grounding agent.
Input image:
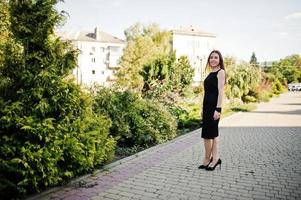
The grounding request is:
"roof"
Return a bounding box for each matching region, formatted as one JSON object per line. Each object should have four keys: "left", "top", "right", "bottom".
{"left": 172, "top": 26, "right": 216, "bottom": 37}
{"left": 56, "top": 30, "right": 125, "bottom": 44}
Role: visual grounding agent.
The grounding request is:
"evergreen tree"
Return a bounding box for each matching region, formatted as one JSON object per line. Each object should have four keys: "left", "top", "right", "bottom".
{"left": 250, "top": 52, "right": 259, "bottom": 67}
{"left": 0, "top": 1, "right": 115, "bottom": 198}
{"left": 140, "top": 53, "right": 194, "bottom": 98}
{"left": 170, "top": 55, "right": 194, "bottom": 93}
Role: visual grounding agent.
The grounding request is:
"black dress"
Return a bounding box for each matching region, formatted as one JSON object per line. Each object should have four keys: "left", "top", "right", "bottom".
{"left": 201, "top": 69, "right": 221, "bottom": 139}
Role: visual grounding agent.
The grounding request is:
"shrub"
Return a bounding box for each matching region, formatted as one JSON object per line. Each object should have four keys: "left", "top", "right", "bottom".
{"left": 0, "top": 1, "right": 115, "bottom": 198}
{"left": 93, "top": 88, "right": 177, "bottom": 147}
{"left": 242, "top": 95, "right": 257, "bottom": 103}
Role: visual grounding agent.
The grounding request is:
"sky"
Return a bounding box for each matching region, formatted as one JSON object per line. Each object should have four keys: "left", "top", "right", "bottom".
{"left": 56, "top": 0, "right": 301, "bottom": 62}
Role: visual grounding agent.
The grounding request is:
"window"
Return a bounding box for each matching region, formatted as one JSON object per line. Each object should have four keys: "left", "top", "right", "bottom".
{"left": 101, "top": 71, "right": 105, "bottom": 75}
{"left": 100, "top": 47, "right": 105, "bottom": 52}
{"left": 109, "top": 46, "right": 119, "bottom": 53}
{"left": 92, "top": 70, "right": 95, "bottom": 74}
{"left": 91, "top": 58, "right": 96, "bottom": 63}
{"left": 92, "top": 46, "right": 95, "bottom": 52}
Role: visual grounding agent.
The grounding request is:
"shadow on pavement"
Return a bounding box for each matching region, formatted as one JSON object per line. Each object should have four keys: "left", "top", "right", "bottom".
{"left": 249, "top": 109, "right": 301, "bottom": 115}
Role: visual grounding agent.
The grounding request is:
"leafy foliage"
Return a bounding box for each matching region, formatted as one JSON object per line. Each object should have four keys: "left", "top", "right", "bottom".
{"left": 116, "top": 23, "right": 172, "bottom": 91}
{"left": 93, "top": 88, "right": 177, "bottom": 148}
{"left": 0, "top": 1, "right": 115, "bottom": 198}
{"left": 267, "top": 55, "right": 301, "bottom": 84}
{"left": 226, "top": 62, "right": 261, "bottom": 102}
{"left": 0, "top": 0, "right": 10, "bottom": 66}
{"left": 141, "top": 53, "right": 194, "bottom": 99}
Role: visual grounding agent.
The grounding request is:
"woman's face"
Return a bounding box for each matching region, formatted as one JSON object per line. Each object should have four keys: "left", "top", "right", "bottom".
{"left": 209, "top": 52, "right": 220, "bottom": 68}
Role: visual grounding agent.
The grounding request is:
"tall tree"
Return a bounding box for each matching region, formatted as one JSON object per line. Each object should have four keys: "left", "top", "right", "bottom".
{"left": 267, "top": 54, "right": 301, "bottom": 84}
{"left": 0, "top": 0, "right": 115, "bottom": 198}
{"left": 170, "top": 55, "right": 194, "bottom": 93}
{"left": 0, "top": 0, "right": 10, "bottom": 63}
{"left": 226, "top": 62, "right": 261, "bottom": 101}
{"left": 279, "top": 54, "right": 301, "bottom": 68}
{"left": 124, "top": 22, "right": 143, "bottom": 41}
{"left": 250, "top": 52, "right": 258, "bottom": 67}
{"left": 116, "top": 23, "right": 172, "bottom": 91}
{"left": 116, "top": 35, "right": 157, "bottom": 91}
{"left": 140, "top": 53, "right": 194, "bottom": 98}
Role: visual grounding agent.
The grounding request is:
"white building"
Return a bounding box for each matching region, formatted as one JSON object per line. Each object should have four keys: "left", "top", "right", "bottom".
{"left": 57, "top": 27, "right": 126, "bottom": 86}
{"left": 171, "top": 26, "right": 216, "bottom": 86}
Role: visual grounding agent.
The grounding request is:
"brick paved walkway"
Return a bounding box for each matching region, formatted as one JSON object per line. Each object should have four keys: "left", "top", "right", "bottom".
{"left": 28, "top": 92, "right": 301, "bottom": 200}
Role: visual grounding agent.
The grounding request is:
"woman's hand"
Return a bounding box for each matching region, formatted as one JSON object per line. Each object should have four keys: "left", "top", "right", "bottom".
{"left": 213, "top": 110, "right": 221, "bottom": 120}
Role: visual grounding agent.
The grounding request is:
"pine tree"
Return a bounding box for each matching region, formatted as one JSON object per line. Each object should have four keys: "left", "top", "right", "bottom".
{"left": 250, "top": 52, "right": 259, "bottom": 67}
{"left": 0, "top": 1, "right": 115, "bottom": 198}
{"left": 140, "top": 53, "right": 194, "bottom": 98}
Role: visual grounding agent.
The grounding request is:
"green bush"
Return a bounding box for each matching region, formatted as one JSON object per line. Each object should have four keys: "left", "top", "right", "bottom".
{"left": 242, "top": 95, "right": 257, "bottom": 103}
{"left": 176, "top": 102, "right": 201, "bottom": 131}
{"left": 257, "top": 91, "right": 271, "bottom": 102}
{"left": 0, "top": 1, "right": 115, "bottom": 198}
{"left": 272, "top": 79, "right": 285, "bottom": 94}
{"left": 226, "top": 63, "right": 261, "bottom": 101}
{"left": 93, "top": 88, "right": 177, "bottom": 147}
{"left": 0, "top": 88, "right": 116, "bottom": 198}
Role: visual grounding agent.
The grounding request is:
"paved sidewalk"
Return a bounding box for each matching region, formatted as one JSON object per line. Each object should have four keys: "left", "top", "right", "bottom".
{"left": 28, "top": 92, "right": 301, "bottom": 200}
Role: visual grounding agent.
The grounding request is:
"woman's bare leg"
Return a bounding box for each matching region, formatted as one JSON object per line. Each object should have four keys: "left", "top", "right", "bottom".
{"left": 203, "top": 139, "right": 213, "bottom": 164}
{"left": 211, "top": 136, "right": 220, "bottom": 164}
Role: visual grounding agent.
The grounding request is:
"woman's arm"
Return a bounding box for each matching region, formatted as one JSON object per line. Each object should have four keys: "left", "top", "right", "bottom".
{"left": 216, "top": 69, "right": 225, "bottom": 108}
{"left": 213, "top": 69, "right": 225, "bottom": 120}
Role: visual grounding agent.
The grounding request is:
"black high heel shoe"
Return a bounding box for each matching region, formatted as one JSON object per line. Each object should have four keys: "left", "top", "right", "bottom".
{"left": 198, "top": 157, "right": 213, "bottom": 169}
{"left": 206, "top": 158, "right": 222, "bottom": 171}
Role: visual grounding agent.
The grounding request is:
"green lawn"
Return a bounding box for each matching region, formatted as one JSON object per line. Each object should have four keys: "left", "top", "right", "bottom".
{"left": 221, "top": 102, "right": 257, "bottom": 119}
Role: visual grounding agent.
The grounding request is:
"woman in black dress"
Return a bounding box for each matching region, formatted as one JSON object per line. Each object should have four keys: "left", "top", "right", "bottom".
{"left": 199, "top": 50, "right": 226, "bottom": 171}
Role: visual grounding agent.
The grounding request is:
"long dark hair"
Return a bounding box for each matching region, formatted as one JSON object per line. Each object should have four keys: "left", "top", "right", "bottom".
{"left": 205, "top": 50, "right": 226, "bottom": 83}
{"left": 206, "top": 50, "right": 225, "bottom": 70}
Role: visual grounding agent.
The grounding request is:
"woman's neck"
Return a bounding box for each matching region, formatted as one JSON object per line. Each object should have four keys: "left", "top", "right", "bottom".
{"left": 211, "top": 66, "right": 221, "bottom": 72}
